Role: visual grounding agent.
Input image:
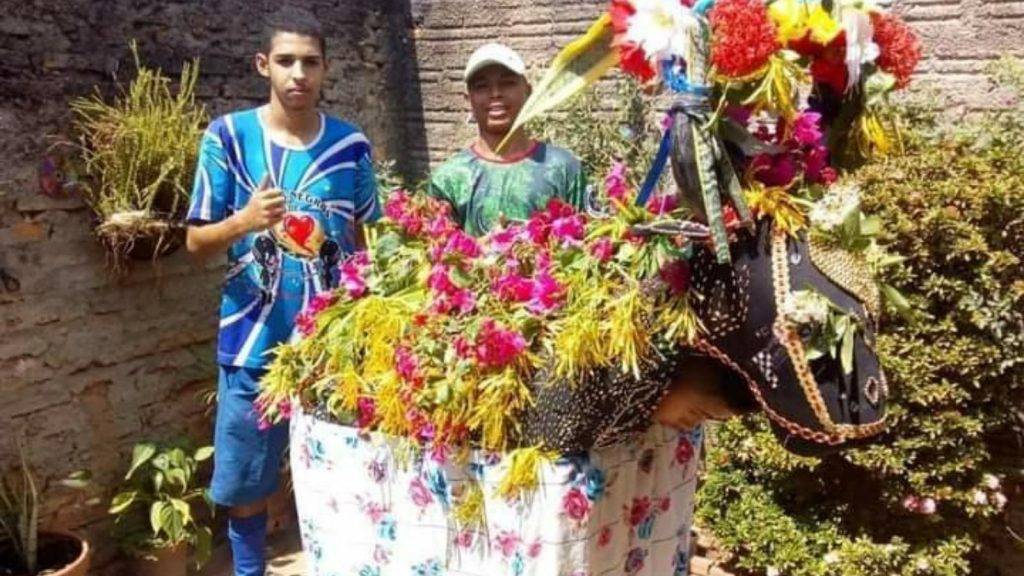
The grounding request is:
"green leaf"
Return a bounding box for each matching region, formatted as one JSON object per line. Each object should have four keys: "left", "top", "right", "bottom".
{"left": 109, "top": 490, "right": 138, "bottom": 515}
{"left": 169, "top": 498, "right": 192, "bottom": 527}
{"left": 126, "top": 443, "right": 157, "bottom": 480}
{"left": 841, "top": 324, "right": 856, "bottom": 376}
{"left": 193, "top": 446, "right": 214, "bottom": 462}
{"left": 150, "top": 453, "right": 170, "bottom": 474}
{"left": 164, "top": 468, "right": 187, "bottom": 492}
{"left": 149, "top": 501, "right": 168, "bottom": 535}
{"left": 153, "top": 471, "right": 164, "bottom": 494}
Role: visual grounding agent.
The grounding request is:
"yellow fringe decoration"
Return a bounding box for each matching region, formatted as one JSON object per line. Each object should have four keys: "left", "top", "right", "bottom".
{"left": 453, "top": 480, "right": 486, "bottom": 529}
{"left": 550, "top": 306, "right": 607, "bottom": 379}
{"left": 496, "top": 446, "right": 553, "bottom": 500}
{"left": 604, "top": 288, "right": 653, "bottom": 378}
{"left": 467, "top": 368, "right": 534, "bottom": 452}
{"left": 374, "top": 371, "right": 412, "bottom": 437}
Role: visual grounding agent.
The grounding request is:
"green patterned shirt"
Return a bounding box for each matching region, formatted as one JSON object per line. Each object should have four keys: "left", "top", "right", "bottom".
{"left": 427, "top": 142, "right": 589, "bottom": 237}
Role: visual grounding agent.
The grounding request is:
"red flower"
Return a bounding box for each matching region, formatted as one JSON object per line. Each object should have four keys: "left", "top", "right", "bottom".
{"left": 562, "top": 488, "right": 591, "bottom": 521}
{"left": 659, "top": 260, "right": 691, "bottom": 296}
{"left": 709, "top": 0, "right": 780, "bottom": 78}
{"left": 609, "top": 0, "right": 658, "bottom": 82}
{"left": 628, "top": 497, "right": 651, "bottom": 526}
{"left": 356, "top": 397, "right": 377, "bottom": 428}
{"left": 675, "top": 437, "right": 695, "bottom": 465}
{"left": 810, "top": 32, "right": 848, "bottom": 94}
{"left": 871, "top": 12, "right": 922, "bottom": 89}
{"left": 474, "top": 319, "right": 527, "bottom": 368}
{"left": 493, "top": 273, "right": 534, "bottom": 302}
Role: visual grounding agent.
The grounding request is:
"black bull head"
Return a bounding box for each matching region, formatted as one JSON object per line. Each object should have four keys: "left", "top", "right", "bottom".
{"left": 520, "top": 96, "right": 889, "bottom": 457}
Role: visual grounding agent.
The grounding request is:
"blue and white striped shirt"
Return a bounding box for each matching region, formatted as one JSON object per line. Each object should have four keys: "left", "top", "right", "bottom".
{"left": 187, "top": 107, "right": 381, "bottom": 368}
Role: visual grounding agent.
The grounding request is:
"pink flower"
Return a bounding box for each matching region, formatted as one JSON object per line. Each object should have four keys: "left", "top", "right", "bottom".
{"left": 395, "top": 346, "right": 421, "bottom": 385}
{"left": 494, "top": 531, "right": 521, "bottom": 557}
{"left": 384, "top": 190, "right": 410, "bottom": 221}
{"left": 489, "top": 224, "right": 524, "bottom": 254}
{"left": 804, "top": 145, "right": 832, "bottom": 184}
{"left": 590, "top": 237, "right": 615, "bottom": 262}
{"left": 551, "top": 214, "right": 586, "bottom": 245}
{"left": 494, "top": 273, "right": 534, "bottom": 302}
{"left": 659, "top": 260, "right": 692, "bottom": 296}
{"left": 455, "top": 530, "right": 474, "bottom": 549}
{"left": 528, "top": 271, "right": 565, "bottom": 314}
{"left": 277, "top": 399, "right": 293, "bottom": 421}
{"left": 647, "top": 193, "right": 679, "bottom": 215}
{"left": 819, "top": 167, "right": 838, "bottom": 185}
{"left": 308, "top": 292, "right": 337, "bottom": 315}
{"left": 339, "top": 262, "right": 367, "bottom": 299}
{"left": 409, "top": 477, "right": 434, "bottom": 507}
{"left": 629, "top": 497, "right": 651, "bottom": 526}
{"left": 902, "top": 495, "right": 920, "bottom": 512}
{"left": 675, "top": 437, "right": 695, "bottom": 465}
{"left": 597, "top": 526, "right": 612, "bottom": 547}
{"left": 428, "top": 264, "right": 455, "bottom": 293}
{"left": 427, "top": 215, "right": 457, "bottom": 240}
{"left": 563, "top": 488, "right": 592, "bottom": 521}
{"left": 792, "top": 111, "right": 824, "bottom": 146}
{"left": 751, "top": 153, "right": 799, "bottom": 188}
{"left": 919, "top": 498, "right": 937, "bottom": 515}
{"left": 356, "top": 397, "right": 377, "bottom": 428}
{"left": 453, "top": 336, "right": 474, "bottom": 358}
{"left": 449, "top": 288, "right": 477, "bottom": 314}
{"left": 363, "top": 501, "right": 386, "bottom": 524}
{"left": 605, "top": 161, "right": 630, "bottom": 204}
{"left": 295, "top": 311, "right": 317, "bottom": 337}
{"left": 545, "top": 198, "right": 576, "bottom": 220}
{"left": 474, "top": 320, "right": 527, "bottom": 368}
{"left": 527, "top": 540, "right": 543, "bottom": 558}
{"left": 445, "top": 230, "right": 482, "bottom": 259}
{"left": 526, "top": 214, "right": 552, "bottom": 245}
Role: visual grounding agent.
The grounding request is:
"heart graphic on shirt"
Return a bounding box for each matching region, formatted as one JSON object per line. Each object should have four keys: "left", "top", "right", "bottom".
{"left": 272, "top": 211, "right": 326, "bottom": 259}
{"left": 283, "top": 214, "right": 315, "bottom": 248}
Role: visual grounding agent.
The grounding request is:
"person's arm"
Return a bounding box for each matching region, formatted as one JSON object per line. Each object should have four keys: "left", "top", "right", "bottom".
{"left": 186, "top": 178, "right": 286, "bottom": 260}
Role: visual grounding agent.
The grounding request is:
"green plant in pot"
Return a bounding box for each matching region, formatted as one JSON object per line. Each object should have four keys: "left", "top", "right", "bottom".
{"left": 0, "top": 442, "right": 91, "bottom": 576}
{"left": 109, "top": 442, "right": 214, "bottom": 576}
{"left": 68, "top": 41, "right": 207, "bottom": 272}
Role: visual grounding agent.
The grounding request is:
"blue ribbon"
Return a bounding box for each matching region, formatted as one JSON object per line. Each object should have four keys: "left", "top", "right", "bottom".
{"left": 636, "top": 127, "right": 673, "bottom": 208}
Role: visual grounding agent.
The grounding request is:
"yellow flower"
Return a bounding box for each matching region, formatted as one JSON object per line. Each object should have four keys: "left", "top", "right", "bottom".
{"left": 769, "top": 0, "right": 841, "bottom": 45}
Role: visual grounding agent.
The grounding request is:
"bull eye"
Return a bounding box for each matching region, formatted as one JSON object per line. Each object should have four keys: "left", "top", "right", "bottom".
{"left": 864, "top": 376, "right": 882, "bottom": 406}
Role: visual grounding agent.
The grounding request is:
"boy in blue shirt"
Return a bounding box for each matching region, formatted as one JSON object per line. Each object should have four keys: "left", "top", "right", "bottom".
{"left": 185, "top": 8, "right": 379, "bottom": 575}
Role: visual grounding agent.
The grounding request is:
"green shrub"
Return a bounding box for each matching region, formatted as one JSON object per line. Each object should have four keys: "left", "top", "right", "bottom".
{"left": 696, "top": 64, "right": 1023, "bottom": 575}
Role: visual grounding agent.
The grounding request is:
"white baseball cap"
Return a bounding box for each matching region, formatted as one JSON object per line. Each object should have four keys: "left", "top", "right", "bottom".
{"left": 463, "top": 43, "right": 527, "bottom": 82}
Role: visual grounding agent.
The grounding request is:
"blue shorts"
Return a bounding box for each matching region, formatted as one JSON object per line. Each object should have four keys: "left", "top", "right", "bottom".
{"left": 210, "top": 366, "right": 288, "bottom": 507}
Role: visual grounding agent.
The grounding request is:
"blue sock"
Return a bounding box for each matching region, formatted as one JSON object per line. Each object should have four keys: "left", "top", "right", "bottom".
{"left": 228, "top": 512, "right": 268, "bottom": 576}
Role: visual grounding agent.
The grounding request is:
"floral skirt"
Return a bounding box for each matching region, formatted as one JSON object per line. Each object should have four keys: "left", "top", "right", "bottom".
{"left": 290, "top": 409, "right": 703, "bottom": 576}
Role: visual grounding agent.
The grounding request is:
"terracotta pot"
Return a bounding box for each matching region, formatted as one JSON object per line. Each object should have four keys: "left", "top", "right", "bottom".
{"left": 129, "top": 543, "right": 188, "bottom": 576}
{"left": 0, "top": 531, "right": 91, "bottom": 576}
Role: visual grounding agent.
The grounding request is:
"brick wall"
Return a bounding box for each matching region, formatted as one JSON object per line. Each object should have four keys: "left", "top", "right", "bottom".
{"left": 0, "top": 1, "right": 420, "bottom": 572}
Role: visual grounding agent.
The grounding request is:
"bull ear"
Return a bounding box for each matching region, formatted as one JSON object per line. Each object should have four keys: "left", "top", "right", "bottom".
{"left": 497, "top": 14, "right": 619, "bottom": 153}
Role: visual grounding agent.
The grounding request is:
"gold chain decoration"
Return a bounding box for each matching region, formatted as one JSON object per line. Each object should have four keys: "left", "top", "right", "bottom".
{"left": 807, "top": 236, "right": 881, "bottom": 319}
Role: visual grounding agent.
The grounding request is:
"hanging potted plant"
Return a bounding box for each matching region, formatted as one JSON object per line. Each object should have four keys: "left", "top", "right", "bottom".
{"left": 0, "top": 442, "right": 91, "bottom": 576}
{"left": 68, "top": 41, "right": 207, "bottom": 272}
{"left": 109, "top": 442, "right": 214, "bottom": 576}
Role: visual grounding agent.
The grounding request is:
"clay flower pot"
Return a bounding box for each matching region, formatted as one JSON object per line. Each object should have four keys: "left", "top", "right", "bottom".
{"left": 129, "top": 543, "right": 188, "bottom": 576}
{"left": 0, "top": 531, "right": 91, "bottom": 576}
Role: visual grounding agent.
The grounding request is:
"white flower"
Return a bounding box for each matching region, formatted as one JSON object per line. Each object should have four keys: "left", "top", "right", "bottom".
{"left": 972, "top": 489, "right": 989, "bottom": 505}
{"left": 916, "top": 558, "right": 931, "bottom": 571}
{"left": 784, "top": 290, "right": 831, "bottom": 326}
{"left": 824, "top": 551, "right": 840, "bottom": 564}
{"left": 624, "top": 0, "right": 698, "bottom": 64}
{"left": 991, "top": 492, "right": 1008, "bottom": 510}
{"left": 810, "top": 183, "right": 861, "bottom": 231}
{"left": 982, "top": 473, "right": 1001, "bottom": 491}
{"left": 838, "top": 3, "right": 880, "bottom": 91}
{"left": 767, "top": 567, "right": 781, "bottom": 576}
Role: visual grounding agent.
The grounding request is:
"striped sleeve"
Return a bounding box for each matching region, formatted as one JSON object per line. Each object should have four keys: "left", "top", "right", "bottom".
{"left": 186, "top": 120, "right": 233, "bottom": 224}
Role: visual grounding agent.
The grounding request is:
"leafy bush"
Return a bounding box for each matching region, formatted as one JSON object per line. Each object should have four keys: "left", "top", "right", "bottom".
{"left": 109, "top": 442, "right": 214, "bottom": 567}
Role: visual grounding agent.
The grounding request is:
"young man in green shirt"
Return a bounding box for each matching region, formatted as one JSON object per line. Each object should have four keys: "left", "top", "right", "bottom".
{"left": 428, "top": 43, "right": 590, "bottom": 234}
